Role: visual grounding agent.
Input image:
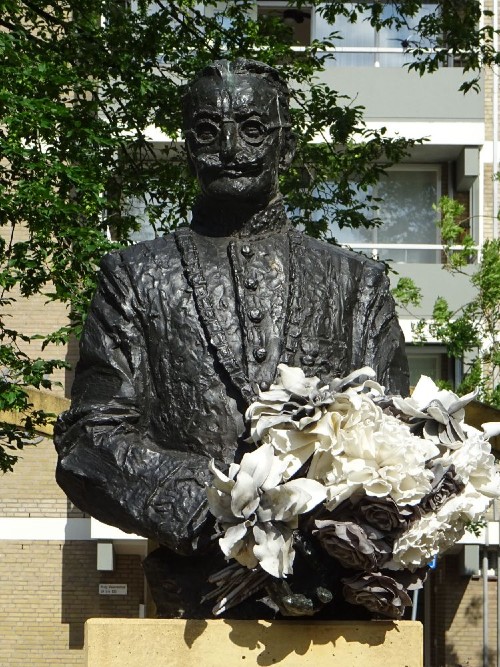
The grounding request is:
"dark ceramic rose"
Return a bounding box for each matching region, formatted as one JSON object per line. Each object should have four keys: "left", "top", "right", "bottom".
{"left": 354, "top": 495, "right": 412, "bottom": 536}
{"left": 418, "top": 465, "right": 465, "bottom": 514}
{"left": 313, "top": 519, "right": 392, "bottom": 570}
{"left": 342, "top": 571, "right": 412, "bottom": 619}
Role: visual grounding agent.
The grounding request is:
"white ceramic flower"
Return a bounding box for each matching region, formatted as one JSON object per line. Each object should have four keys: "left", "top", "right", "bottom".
{"left": 481, "top": 421, "right": 500, "bottom": 440}
{"left": 206, "top": 443, "right": 326, "bottom": 578}
{"left": 389, "top": 484, "right": 492, "bottom": 571}
{"left": 435, "top": 430, "right": 500, "bottom": 498}
{"left": 275, "top": 364, "right": 324, "bottom": 398}
{"left": 246, "top": 365, "right": 379, "bottom": 449}
{"left": 245, "top": 365, "right": 331, "bottom": 443}
{"left": 392, "top": 375, "right": 478, "bottom": 446}
{"left": 316, "top": 405, "right": 437, "bottom": 509}
{"left": 394, "top": 375, "right": 476, "bottom": 421}
{"left": 207, "top": 365, "right": 500, "bottom": 618}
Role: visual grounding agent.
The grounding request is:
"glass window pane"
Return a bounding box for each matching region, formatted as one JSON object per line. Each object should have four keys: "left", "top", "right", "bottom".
{"left": 378, "top": 248, "right": 439, "bottom": 263}
{"left": 314, "top": 2, "right": 374, "bottom": 65}
{"left": 406, "top": 346, "right": 455, "bottom": 387}
{"left": 407, "top": 354, "right": 441, "bottom": 387}
{"left": 325, "top": 184, "right": 375, "bottom": 244}
{"left": 320, "top": 167, "right": 440, "bottom": 261}
{"left": 314, "top": 3, "right": 373, "bottom": 46}
{"left": 329, "top": 224, "right": 374, "bottom": 244}
{"left": 376, "top": 170, "right": 439, "bottom": 246}
{"left": 333, "top": 52, "right": 375, "bottom": 67}
{"left": 378, "top": 3, "right": 406, "bottom": 49}
{"left": 377, "top": 248, "right": 408, "bottom": 263}
{"left": 314, "top": 2, "right": 439, "bottom": 67}
{"left": 378, "top": 3, "right": 439, "bottom": 66}
{"left": 123, "top": 196, "right": 158, "bottom": 243}
{"left": 377, "top": 53, "right": 408, "bottom": 68}
{"left": 258, "top": 5, "right": 312, "bottom": 46}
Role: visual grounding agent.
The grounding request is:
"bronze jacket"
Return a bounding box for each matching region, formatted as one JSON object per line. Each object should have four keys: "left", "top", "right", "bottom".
{"left": 55, "top": 223, "right": 409, "bottom": 556}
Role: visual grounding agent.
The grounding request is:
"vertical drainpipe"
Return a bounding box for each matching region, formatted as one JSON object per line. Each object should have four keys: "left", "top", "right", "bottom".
{"left": 493, "top": 0, "right": 499, "bottom": 239}
{"left": 495, "top": 500, "right": 500, "bottom": 667}
{"left": 488, "top": 5, "right": 499, "bottom": 664}
{"left": 491, "top": 4, "right": 500, "bottom": 658}
{"left": 484, "top": 522, "right": 490, "bottom": 667}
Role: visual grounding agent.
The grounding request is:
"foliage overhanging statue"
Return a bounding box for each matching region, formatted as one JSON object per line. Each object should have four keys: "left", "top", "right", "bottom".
{"left": 5, "top": 0, "right": 495, "bottom": 472}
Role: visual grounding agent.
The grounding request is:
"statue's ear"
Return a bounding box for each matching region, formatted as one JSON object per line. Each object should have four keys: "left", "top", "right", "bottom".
{"left": 279, "top": 131, "right": 296, "bottom": 173}
{"left": 185, "top": 141, "right": 197, "bottom": 176}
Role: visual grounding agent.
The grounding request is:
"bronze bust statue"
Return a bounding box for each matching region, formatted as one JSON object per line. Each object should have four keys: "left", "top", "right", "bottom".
{"left": 55, "top": 59, "right": 409, "bottom": 619}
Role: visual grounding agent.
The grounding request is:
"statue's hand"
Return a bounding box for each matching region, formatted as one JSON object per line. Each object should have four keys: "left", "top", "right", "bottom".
{"left": 264, "top": 530, "right": 333, "bottom": 617}
{"left": 265, "top": 578, "right": 332, "bottom": 617}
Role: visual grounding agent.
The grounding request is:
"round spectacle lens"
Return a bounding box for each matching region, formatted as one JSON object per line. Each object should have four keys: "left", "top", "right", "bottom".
{"left": 238, "top": 119, "right": 267, "bottom": 145}
{"left": 190, "top": 118, "right": 273, "bottom": 146}
{"left": 192, "top": 120, "right": 220, "bottom": 145}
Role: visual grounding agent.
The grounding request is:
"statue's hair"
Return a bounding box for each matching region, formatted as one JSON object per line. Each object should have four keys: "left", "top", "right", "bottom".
{"left": 182, "top": 59, "right": 291, "bottom": 129}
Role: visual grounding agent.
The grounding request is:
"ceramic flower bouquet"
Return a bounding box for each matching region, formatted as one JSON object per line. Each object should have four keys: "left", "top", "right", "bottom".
{"left": 205, "top": 365, "right": 500, "bottom": 619}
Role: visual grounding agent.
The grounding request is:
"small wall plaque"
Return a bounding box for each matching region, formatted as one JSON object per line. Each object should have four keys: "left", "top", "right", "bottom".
{"left": 99, "top": 584, "right": 127, "bottom": 595}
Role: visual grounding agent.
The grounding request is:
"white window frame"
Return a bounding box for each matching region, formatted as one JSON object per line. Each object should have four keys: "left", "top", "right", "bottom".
{"left": 339, "top": 163, "right": 443, "bottom": 264}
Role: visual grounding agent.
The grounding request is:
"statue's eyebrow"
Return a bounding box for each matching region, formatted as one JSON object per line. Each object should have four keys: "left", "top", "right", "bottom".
{"left": 192, "top": 107, "right": 223, "bottom": 121}
{"left": 191, "top": 105, "right": 266, "bottom": 123}
{"left": 231, "top": 105, "right": 263, "bottom": 118}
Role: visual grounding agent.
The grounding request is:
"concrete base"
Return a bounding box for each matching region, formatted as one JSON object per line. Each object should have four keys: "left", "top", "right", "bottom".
{"left": 85, "top": 618, "right": 423, "bottom": 666}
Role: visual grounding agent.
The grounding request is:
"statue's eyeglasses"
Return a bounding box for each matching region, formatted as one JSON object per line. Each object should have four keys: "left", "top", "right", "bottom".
{"left": 187, "top": 117, "right": 290, "bottom": 147}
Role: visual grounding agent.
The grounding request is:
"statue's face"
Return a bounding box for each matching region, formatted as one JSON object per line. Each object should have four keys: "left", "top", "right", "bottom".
{"left": 185, "top": 74, "right": 288, "bottom": 204}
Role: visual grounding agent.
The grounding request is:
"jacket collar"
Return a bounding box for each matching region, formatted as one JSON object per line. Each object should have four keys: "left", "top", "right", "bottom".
{"left": 190, "top": 196, "right": 289, "bottom": 239}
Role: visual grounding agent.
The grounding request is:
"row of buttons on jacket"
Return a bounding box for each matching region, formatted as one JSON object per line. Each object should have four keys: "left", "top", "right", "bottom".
{"left": 240, "top": 243, "right": 267, "bottom": 365}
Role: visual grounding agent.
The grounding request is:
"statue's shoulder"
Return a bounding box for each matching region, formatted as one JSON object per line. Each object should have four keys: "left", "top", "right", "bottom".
{"left": 299, "top": 233, "right": 385, "bottom": 276}
{"left": 99, "top": 234, "right": 178, "bottom": 274}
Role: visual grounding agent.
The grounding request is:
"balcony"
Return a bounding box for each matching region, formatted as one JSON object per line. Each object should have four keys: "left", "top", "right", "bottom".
{"left": 318, "top": 65, "right": 484, "bottom": 129}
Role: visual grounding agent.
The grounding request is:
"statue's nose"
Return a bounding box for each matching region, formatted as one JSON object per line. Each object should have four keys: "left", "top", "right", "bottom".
{"left": 219, "top": 120, "right": 238, "bottom": 161}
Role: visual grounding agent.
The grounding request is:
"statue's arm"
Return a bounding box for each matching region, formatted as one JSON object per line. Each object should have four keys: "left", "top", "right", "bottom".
{"left": 352, "top": 262, "right": 410, "bottom": 396}
{"left": 54, "top": 252, "right": 213, "bottom": 556}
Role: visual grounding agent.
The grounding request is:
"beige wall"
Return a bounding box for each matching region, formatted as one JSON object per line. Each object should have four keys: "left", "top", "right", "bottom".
{"left": 0, "top": 224, "right": 78, "bottom": 399}
{"left": 1, "top": 284, "right": 78, "bottom": 398}
{"left": 0, "top": 430, "right": 145, "bottom": 666}
{"left": 0, "top": 435, "right": 80, "bottom": 518}
{"left": 430, "top": 554, "right": 500, "bottom": 667}
{"left": 0, "top": 541, "right": 144, "bottom": 667}
{"left": 482, "top": 0, "right": 499, "bottom": 243}
{"left": 483, "top": 162, "right": 496, "bottom": 240}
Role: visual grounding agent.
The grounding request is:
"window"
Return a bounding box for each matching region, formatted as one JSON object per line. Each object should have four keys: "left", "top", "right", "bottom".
{"left": 328, "top": 165, "right": 442, "bottom": 263}
{"left": 313, "top": 2, "right": 440, "bottom": 68}
{"left": 257, "top": 2, "right": 312, "bottom": 46}
{"left": 406, "top": 345, "right": 459, "bottom": 390}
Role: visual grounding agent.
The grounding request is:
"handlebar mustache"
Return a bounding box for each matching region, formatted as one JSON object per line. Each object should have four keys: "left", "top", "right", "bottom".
{"left": 195, "top": 153, "right": 264, "bottom": 171}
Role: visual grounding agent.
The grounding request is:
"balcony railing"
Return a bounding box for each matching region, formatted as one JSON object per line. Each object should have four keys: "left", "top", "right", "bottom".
{"left": 342, "top": 243, "right": 479, "bottom": 264}
{"left": 290, "top": 45, "right": 457, "bottom": 68}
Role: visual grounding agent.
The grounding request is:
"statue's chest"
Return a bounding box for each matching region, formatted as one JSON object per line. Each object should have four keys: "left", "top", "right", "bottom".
{"left": 159, "top": 234, "right": 291, "bottom": 392}
{"left": 141, "top": 234, "right": 351, "bottom": 395}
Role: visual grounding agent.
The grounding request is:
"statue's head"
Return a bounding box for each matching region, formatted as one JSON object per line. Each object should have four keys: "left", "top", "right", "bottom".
{"left": 182, "top": 59, "right": 296, "bottom": 206}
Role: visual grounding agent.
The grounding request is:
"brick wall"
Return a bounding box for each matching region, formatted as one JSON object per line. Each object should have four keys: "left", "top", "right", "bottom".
{"left": 431, "top": 554, "right": 500, "bottom": 667}
{"left": 1, "top": 284, "right": 78, "bottom": 398}
{"left": 0, "top": 541, "right": 144, "bottom": 667}
{"left": 483, "top": 163, "right": 495, "bottom": 241}
{"left": 484, "top": 0, "right": 495, "bottom": 144}
{"left": 0, "top": 436, "right": 81, "bottom": 518}
{"left": 0, "top": 426, "right": 145, "bottom": 665}
{"left": 0, "top": 224, "right": 78, "bottom": 399}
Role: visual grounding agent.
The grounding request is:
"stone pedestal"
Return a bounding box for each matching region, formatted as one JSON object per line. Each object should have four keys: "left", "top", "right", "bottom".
{"left": 85, "top": 618, "right": 423, "bottom": 666}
